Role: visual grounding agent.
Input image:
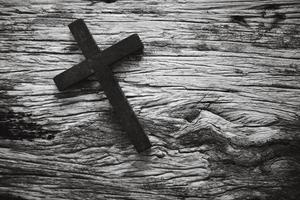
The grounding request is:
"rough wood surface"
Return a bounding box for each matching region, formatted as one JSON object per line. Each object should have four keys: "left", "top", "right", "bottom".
{"left": 0, "top": 0, "right": 299, "bottom": 199}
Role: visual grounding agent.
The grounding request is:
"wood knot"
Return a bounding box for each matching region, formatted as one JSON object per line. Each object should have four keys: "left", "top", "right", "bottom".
{"left": 87, "top": 0, "right": 117, "bottom": 6}
{"left": 178, "top": 126, "right": 228, "bottom": 148}
{"left": 230, "top": 16, "right": 249, "bottom": 27}
{"left": 184, "top": 109, "right": 200, "bottom": 123}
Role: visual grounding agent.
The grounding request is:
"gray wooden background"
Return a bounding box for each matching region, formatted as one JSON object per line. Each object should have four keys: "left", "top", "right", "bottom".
{"left": 0, "top": 0, "right": 299, "bottom": 199}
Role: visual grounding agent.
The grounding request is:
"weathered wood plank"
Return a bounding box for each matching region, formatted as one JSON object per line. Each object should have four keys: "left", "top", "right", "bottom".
{"left": 0, "top": 0, "right": 299, "bottom": 199}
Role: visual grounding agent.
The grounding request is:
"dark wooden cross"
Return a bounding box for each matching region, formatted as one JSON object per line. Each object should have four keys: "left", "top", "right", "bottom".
{"left": 53, "top": 19, "right": 151, "bottom": 153}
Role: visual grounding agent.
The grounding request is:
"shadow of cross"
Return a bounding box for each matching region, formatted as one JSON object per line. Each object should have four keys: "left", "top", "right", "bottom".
{"left": 53, "top": 19, "right": 151, "bottom": 153}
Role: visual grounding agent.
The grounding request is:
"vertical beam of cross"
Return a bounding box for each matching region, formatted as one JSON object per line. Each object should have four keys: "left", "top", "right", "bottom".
{"left": 53, "top": 19, "right": 151, "bottom": 153}
{"left": 68, "top": 19, "right": 100, "bottom": 59}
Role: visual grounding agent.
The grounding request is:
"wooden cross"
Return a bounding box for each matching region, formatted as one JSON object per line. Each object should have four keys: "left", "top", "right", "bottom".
{"left": 53, "top": 19, "right": 151, "bottom": 153}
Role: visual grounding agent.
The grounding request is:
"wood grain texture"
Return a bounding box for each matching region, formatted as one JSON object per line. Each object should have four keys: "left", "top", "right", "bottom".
{"left": 0, "top": 0, "right": 299, "bottom": 199}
